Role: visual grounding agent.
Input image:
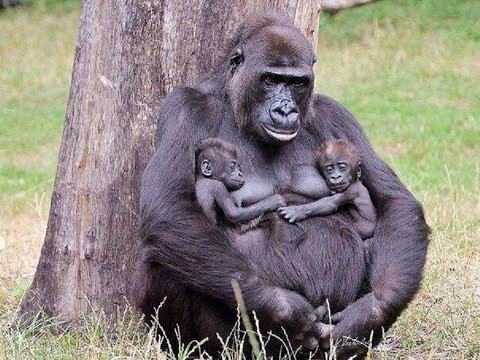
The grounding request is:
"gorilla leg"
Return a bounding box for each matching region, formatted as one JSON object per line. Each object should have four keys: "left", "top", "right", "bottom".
{"left": 133, "top": 261, "right": 240, "bottom": 354}
{"left": 192, "top": 294, "right": 238, "bottom": 355}
{"left": 132, "top": 262, "right": 195, "bottom": 347}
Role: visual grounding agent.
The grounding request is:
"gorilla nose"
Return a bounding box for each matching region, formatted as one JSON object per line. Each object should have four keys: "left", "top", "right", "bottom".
{"left": 270, "top": 100, "right": 299, "bottom": 131}
{"left": 278, "top": 99, "right": 298, "bottom": 116}
{"left": 330, "top": 174, "right": 343, "bottom": 184}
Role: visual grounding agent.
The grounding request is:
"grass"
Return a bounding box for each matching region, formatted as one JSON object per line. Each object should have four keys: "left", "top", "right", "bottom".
{"left": 0, "top": 1, "right": 79, "bottom": 215}
{"left": 1, "top": 0, "right": 479, "bottom": 358}
{"left": 316, "top": 0, "right": 480, "bottom": 196}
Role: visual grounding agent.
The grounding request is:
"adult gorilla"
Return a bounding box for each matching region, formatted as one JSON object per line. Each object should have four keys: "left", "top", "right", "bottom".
{"left": 135, "top": 13, "right": 429, "bottom": 358}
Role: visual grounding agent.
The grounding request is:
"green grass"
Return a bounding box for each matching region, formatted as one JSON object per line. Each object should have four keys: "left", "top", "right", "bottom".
{"left": 316, "top": 0, "right": 480, "bottom": 196}
{"left": 1, "top": 0, "right": 479, "bottom": 358}
{"left": 0, "top": 1, "right": 80, "bottom": 214}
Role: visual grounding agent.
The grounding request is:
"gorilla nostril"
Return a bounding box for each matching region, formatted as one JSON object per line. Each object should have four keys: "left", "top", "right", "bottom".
{"left": 330, "top": 174, "right": 343, "bottom": 184}
{"left": 270, "top": 101, "right": 299, "bottom": 130}
{"left": 284, "top": 105, "right": 298, "bottom": 117}
{"left": 272, "top": 100, "right": 297, "bottom": 116}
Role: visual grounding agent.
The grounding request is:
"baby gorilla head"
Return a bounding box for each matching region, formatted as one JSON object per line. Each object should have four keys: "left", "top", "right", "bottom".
{"left": 316, "top": 139, "right": 361, "bottom": 193}
{"left": 195, "top": 138, "right": 244, "bottom": 191}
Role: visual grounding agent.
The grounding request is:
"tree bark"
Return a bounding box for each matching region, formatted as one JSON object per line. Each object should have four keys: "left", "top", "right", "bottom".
{"left": 19, "top": 0, "right": 320, "bottom": 323}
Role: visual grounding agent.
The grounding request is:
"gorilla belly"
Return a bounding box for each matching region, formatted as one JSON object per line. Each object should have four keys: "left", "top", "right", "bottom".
{"left": 234, "top": 213, "right": 367, "bottom": 314}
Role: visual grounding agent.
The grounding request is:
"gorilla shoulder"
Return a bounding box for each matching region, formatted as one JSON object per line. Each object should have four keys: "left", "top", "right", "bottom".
{"left": 155, "top": 86, "right": 223, "bottom": 144}
{"left": 311, "top": 94, "right": 357, "bottom": 122}
{"left": 310, "top": 94, "right": 367, "bottom": 137}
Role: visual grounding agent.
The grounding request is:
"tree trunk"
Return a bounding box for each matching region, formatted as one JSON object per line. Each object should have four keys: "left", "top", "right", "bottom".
{"left": 320, "top": 0, "right": 378, "bottom": 14}
{"left": 19, "top": 0, "right": 320, "bottom": 323}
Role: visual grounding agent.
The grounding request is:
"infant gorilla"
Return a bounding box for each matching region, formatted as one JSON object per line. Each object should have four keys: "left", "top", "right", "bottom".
{"left": 195, "top": 138, "right": 285, "bottom": 227}
{"left": 195, "top": 137, "right": 376, "bottom": 240}
{"left": 279, "top": 139, "right": 377, "bottom": 239}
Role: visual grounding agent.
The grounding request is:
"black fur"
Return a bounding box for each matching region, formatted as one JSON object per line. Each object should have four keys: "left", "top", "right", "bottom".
{"left": 133, "top": 12, "right": 429, "bottom": 359}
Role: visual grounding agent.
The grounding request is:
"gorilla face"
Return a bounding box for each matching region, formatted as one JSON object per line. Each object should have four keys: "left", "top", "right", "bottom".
{"left": 256, "top": 67, "right": 313, "bottom": 142}
{"left": 321, "top": 158, "right": 355, "bottom": 193}
{"left": 228, "top": 25, "right": 315, "bottom": 143}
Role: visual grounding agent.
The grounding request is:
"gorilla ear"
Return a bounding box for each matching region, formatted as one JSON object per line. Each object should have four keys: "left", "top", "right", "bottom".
{"left": 356, "top": 161, "right": 362, "bottom": 179}
{"left": 312, "top": 55, "right": 317, "bottom": 64}
{"left": 201, "top": 159, "right": 213, "bottom": 177}
{"left": 230, "top": 48, "right": 244, "bottom": 73}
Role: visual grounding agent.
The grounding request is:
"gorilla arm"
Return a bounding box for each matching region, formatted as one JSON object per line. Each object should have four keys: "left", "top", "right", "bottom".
{"left": 313, "top": 95, "right": 430, "bottom": 344}
{"left": 140, "top": 88, "right": 324, "bottom": 343}
{"left": 212, "top": 182, "right": 286, "bottom": 223}
{"left": 278, "top": 192, "right": 352, "bottom": 223}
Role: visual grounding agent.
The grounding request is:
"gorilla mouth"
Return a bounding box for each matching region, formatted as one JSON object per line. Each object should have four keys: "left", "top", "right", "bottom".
{"left": 231, "top": 180, "right": 244, "bottom": 187}
{"left": 261, "top": 125, "right": 299, "bottom": 141}
{"left": 330, "top": 182, "right": 348, "bottom": 192}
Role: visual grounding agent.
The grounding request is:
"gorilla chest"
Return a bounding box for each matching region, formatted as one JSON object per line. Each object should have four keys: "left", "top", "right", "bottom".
{"left": 219, "top": 130, "right": 324, "bottom": 203}
{"left": 231, "top": 173, "right": 277, "bottom": 206}
{"left": 231, "top": 163, "right": 325, "bottom": 205}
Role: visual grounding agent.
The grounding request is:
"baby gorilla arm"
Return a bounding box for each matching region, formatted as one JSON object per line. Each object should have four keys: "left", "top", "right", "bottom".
{"left": 214, "top": 183, "right": 286, "bottom": 223}
{"left": 349, "top": 183, "right": 377, "bottom": 238}
{"left": 279, "top": 192, "right": 352, "bottom": 223}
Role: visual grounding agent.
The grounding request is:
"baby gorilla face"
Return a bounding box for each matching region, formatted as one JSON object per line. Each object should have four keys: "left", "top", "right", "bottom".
{"left": 196, "top": 138, "right": 245, "bottom": 191}
{"left": 217, "top": 156, "right": 244, "bottom": 191}
{"left": 316, "top": 139, "right": 361, "bottom": 193}
{"left": 322, "top": 159, "right": 354, "bottom": 193}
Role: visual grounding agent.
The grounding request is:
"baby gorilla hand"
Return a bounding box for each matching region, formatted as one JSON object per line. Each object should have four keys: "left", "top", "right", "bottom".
{"left": 266, "top": 194, "right": 286, "bottom": 211}
{"left": 278, "top": 205, "right": 309, "bottom": 223}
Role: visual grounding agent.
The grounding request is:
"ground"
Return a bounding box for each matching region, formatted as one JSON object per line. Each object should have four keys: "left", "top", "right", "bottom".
{"left": 0, "top": 0, "right": 479, "bottom": 358}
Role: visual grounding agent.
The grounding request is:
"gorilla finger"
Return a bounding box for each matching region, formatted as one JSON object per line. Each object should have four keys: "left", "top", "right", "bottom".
{"left": 330, "top": 310, "right": 345, "bottom": 324}
{"left": 314, "top": 322, "right": 335, "bottom": 339}
{"left": 302, "top": 336, "right": 319, "bottom": 351}
{"left": 293, "top": 310, "right": 316, "bottom": 332}
{"left": 315, "top": 305, "right": 328, "bottom": 321}
{"left": 308, "top": 312, "right": 317, "bottom": 322}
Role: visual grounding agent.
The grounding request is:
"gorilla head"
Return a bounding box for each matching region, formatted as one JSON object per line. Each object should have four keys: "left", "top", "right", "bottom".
{"left": 226, "top": 14, "right": 316, "bottom": 142}
{"left": 317, "top": 139, "right": 362, "bottom": 193}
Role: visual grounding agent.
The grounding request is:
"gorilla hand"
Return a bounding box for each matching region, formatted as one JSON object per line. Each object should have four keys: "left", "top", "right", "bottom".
{"left": 327, "top": 293, "right": 385, "bottom": 354}
{"left": 265, "top": 194, "right": 287, "bottom": 211}
{"left": 265, "top": 287, "right": 333, "bottom": 350}
{"left": 278, "top": 205, "right": 310, "bottom": 223}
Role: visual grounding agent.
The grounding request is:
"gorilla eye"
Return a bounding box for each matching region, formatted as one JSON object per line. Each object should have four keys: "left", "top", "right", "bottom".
{"left": 291, "top": 77, "right": 309, "bottom": 88}
{"left": 339, "top": 163, "right": 348, "bottom": 171}
{"left": 263, "top": 74, "right": 278, "bottom": 86}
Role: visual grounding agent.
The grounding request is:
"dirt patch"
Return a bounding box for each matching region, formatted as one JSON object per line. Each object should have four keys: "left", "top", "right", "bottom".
{"left": 0, "top": 209, "right": 47, "bottom": 308}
